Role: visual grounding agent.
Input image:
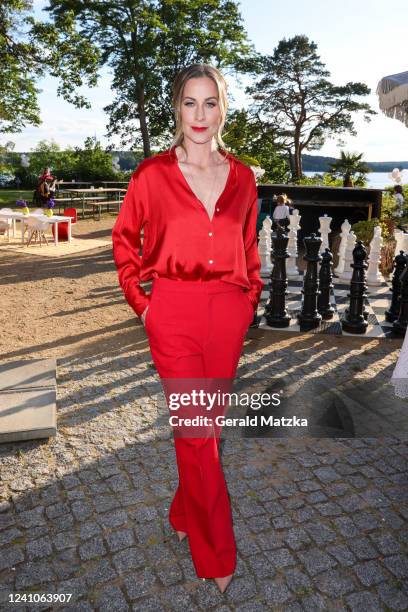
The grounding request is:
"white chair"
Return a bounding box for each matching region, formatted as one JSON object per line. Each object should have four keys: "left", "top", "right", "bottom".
{"left": 25, "top": 217, "right": 50, "bottom": 247}
{"left": 0, "top": 208, "right": 13, "bottom": 241}
{"left": 33, "top": 208, "right": 44, "bottom": 215}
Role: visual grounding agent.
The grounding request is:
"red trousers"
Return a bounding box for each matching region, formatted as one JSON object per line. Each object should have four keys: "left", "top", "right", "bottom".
{"left": 145, "top": 277, "right": 254, "bottom": 578}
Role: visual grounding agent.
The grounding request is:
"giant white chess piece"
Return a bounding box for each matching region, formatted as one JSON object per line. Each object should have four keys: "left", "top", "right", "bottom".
{"left": 334, "top": 220, "right": 351, "bottom": 275}
{"left": 339, "top": 230, "right": 357, "bottom": 280}
{"left": 366, "top": 226, "right": 385, "bottom": 286}
{"left": 287, "top": 209, "right": 301, "bottom": 277}
{"left": 259, "top": 216, "right": 273, "bottom": 276}
{"left": 394, "top": 229, "right": 406, "bottom": 256}
{"left": 318, "top": 214, "right": 332, "bottom": 254}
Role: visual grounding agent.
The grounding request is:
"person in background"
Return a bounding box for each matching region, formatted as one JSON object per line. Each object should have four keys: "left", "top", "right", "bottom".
{"left": 394, "top": 185, "right": 405, "bottom": 227}
{"left": 272, "top": 193, "right": 292, "bottom": 231}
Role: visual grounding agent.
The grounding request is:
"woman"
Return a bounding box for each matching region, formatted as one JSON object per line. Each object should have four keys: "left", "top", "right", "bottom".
{"left": 112, "top": 63, "right": 263, "bottom": 593}
{"left": 272, "top": 193, "right": 292, "bottom": 232}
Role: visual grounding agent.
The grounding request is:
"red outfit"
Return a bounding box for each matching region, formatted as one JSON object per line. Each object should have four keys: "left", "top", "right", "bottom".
{"left": 111, "top": 145, "right": 264, "bottom": 317}
{"left": 112, "top": 145, "right": 263, "bottom": 579}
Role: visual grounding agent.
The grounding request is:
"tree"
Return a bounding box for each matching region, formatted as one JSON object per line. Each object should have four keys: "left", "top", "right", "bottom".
{"left": 0, "top": 0, "right": 99, "bottom": 136}
{"left": 328, "top": 151, "right": 370, "bottom": 187}
{"left": 246, "top": 35, "right": 376, "bottom": 180}
{"left": 38, "top": 0, "right": 256, "bottom": 156}
{"left": 223, "top": 108, "right": 288, "bottom": 183}
{"left": 72, "top": 137, "right": 117, "bottom": 181}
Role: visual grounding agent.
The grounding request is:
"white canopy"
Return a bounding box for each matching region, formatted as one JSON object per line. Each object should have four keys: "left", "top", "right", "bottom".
{"left": 376, "top": 70, "right": 408, "bottom": 127}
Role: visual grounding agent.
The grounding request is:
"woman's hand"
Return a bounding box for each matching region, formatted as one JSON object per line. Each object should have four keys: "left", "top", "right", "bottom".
{"left": 141, "top": 304, "right": 149, "bottom": 326}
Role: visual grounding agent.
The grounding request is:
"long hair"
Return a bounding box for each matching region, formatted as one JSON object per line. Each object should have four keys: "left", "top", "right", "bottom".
{"left": 170, "top": 63, "right": 229, "bottom": 156}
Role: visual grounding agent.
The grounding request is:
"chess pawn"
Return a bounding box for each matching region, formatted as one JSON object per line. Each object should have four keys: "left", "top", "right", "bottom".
{"left": 259, "top": 216, "right": 273, "bottom": 276}
{"left": 339, "top": 231, "right": 357, "bottom": 281}
{"left": 334, "top": 219, "right": 351, "bottom": 275}
{"left": 287, "top": 208, "right": 300, "bottom": 277}
{"left": 318, "top": 214, "right": 332, "bottom": 254}
{"left": 366, "top": 226, "right": 385, "bottom": 286}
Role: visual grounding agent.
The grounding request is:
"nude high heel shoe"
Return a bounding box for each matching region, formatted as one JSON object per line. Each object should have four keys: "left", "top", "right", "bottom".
{"left": 177, "top": 530, "right": 187, "bottom": 542}
{"left": 214, "top": 574, "right": 233, "bottom": 593}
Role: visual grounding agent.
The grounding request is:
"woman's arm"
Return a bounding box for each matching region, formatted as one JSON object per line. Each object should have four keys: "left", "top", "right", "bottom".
{"left": 243, "top": 177, "right": 264, "bottom": 309}
{"left": 112, "top": 164, "right": 150, "bottom": 318}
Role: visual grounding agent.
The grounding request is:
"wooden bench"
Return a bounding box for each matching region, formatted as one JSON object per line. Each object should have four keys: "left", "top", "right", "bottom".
{"left": 92, "top": 199, "right": 124, "bottom": 220}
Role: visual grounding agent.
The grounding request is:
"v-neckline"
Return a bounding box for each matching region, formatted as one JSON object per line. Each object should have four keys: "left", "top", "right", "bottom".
{"left": 171, "top": 145, "right": 233, "bottom": 223}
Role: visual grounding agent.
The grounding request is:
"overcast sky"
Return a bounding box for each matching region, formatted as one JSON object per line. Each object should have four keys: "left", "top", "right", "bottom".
{"left": 9, "top": 0, "right": 408, "bottom": 161}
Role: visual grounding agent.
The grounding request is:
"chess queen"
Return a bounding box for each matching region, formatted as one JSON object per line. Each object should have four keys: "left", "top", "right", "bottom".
{"left": 111, "top": 63, "right": 264, "bottom": 593}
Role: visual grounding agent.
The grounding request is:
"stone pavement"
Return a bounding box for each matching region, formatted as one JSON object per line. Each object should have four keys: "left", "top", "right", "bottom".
{"left": 0, "top": 332, "right": 407, "bottom": 611}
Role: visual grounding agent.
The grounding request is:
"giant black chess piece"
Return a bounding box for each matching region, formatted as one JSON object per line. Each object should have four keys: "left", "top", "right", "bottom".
{"left": 265, "top": 225, "right": 291, "bottom": 328}
{"left": 318, "top": 248, "right": 335, "bottom": 320}
{"left": 341, "top": 240, "right": 368, "bottom": 334}
{"left": 385, "top": 251, "right": 407, "bottom": 323}
{"left": 298, "top": 233, "right": 322, "bottom": 331}
{"left": 393, "top": 262, "right": 408, "bottom": 335}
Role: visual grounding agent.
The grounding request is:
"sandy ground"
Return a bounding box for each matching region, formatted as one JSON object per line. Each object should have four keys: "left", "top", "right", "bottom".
{"left": 0, "top": 213, "right": 402, "bottom": 374}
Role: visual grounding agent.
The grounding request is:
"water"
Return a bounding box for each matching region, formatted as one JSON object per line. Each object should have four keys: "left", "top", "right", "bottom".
{"left": 304, "top": 170, "right": 408, "bottom": 190}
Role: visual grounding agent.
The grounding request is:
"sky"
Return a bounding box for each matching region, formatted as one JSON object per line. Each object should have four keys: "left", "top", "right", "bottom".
{"left": 8, "top": 0, "right": 408, "bottom": 161}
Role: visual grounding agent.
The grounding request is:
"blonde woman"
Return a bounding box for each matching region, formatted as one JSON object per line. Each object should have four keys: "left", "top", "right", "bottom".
{"left": 112, "top": 63, "right": 263, "bottom": 593}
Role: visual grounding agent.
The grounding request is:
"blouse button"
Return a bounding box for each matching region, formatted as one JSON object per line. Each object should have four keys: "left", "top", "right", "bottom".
{"left": 209, "top": 259, "right": 213, "bottom": 264}
{"left": 209, "top": 232, "right": 213, "bottom": 236}
{"left": 216, "top": 208, "right": 220, "bottom": 212}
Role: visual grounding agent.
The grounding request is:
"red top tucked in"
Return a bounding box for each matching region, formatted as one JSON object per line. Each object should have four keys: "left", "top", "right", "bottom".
{"left": 112, "top": 145, "right": 264, "bottom": 318}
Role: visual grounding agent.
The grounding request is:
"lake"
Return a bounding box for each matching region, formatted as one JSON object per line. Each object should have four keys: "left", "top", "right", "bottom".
{"left": 304, "top": 170, "right": 408, "bottom": 190}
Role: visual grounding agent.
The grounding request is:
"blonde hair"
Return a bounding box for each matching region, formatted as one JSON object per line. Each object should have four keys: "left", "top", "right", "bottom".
{"left": 276, "top": 193, "right": 292, "bottom": 206}
{"left": 170, "top": 63, "right": 229, "bottom": 156}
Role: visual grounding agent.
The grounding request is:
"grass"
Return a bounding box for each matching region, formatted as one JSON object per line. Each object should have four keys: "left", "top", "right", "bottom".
{"left": 0, "top": 190, "right": 33, "bottom": 208}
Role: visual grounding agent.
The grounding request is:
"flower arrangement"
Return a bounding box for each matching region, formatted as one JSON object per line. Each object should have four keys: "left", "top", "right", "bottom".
{"left": 44, "top": 198, "right": 55, "bottom": 217}
{"left": 16, "top": 199, "right": 30, "bottom": 215}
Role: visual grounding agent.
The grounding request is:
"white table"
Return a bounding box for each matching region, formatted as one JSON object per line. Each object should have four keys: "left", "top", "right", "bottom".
{"left": 0, "top": 211, "right": 74, "bottom": 246}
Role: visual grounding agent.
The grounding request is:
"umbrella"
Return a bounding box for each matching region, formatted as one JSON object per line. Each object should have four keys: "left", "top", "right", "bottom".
{"left": 376, "top": 70, "right": 408, "bottom": 127}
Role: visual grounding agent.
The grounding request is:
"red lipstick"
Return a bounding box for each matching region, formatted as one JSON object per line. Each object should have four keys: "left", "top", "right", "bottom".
{"left": 191, "top": 127, "right": 208, "bottom": 132}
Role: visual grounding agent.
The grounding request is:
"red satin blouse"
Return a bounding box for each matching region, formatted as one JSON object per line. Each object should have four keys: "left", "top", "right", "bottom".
{"left": 112, "top": 145, "right": 264, "bottom": 318}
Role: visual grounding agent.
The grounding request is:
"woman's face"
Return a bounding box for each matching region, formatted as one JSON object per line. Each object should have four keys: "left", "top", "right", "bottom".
{"left": 180, "top": 76, "right": 222, "bottom": 145}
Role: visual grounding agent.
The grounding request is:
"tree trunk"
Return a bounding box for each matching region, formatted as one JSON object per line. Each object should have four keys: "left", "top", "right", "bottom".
{"left": 137, "top": 84, "right": 151, "bottom": 158}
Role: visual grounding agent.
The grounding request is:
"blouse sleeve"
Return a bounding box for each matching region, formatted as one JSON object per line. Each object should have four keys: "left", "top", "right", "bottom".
{"left": 111, "top": 164, "right": 150, "bottom": 318}
{"left": 243, "top": 177, "right": 264, "bottom": 309}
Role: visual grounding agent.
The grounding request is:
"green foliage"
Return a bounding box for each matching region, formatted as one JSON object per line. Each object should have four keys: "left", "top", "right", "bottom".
{"left": 223, "top": 108, "right": 288, "bottom": 183}
{"left": 328, "top": 151, "right": 370, "bottom": 186}
{"left": 350, "top": 219, "right": 387, "bottom": 244}
{"left": 246, "top": 35, "right": 376, "bottom": 179}
{"left": 295, "top": 173, "right": 344, "bottom": 187}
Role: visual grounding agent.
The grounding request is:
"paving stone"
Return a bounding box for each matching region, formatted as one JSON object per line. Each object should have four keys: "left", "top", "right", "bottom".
{"left": 383, "top": 554, "right": 408, "bottom": 579}
{"left": 269, "top": 547, "right": 296, "bottom": 568}
{"left": 284, "top": 527, "right": 312, "bottom": 551}
{"left": 326, "top": 544, "right": 356, "bottom": 567}
{"left": 26, "top": 536, "right": 53, "bottom": 560}
{"left": 112, "top": 546, "right": 146, "bottom": 574}
{"left": 369, "top": 532, "right": 402, "bottom": 555}
{"left": 78, "top": 536, "right": 106, "bottom": 560}
{"left": 377, "top": 582, "right": 408, "bottom": 610}
{"left": 312, "top": 567, "right": 357, "bottom": 597}
{"left": 105, "top": 528, "right": 136, "bottom": 553}
{"left": 123, "top": 567, "right": 157, "bottom": 600}
{"left": 260, "top": 579, "right": 292, "bottom": 604}
{"left": 14, "top": 560, "right": 55, "bottom": 589}
{"left": 304, "top": 522, "right": 336, "bottom": 545}
{"left": 345, "top": 590, "right": 382, "bottom": 612}
{"left": 298, "top": 547, "right": 338, "bottom": 577}
{"left": 353, "top": 559, "right": 387, "bottom": 586}
{"left": 349, "top": 537, "right": 379, "bottom": 560}
{"left": 94, "top": 585, "right": 129, "bottom": 611}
